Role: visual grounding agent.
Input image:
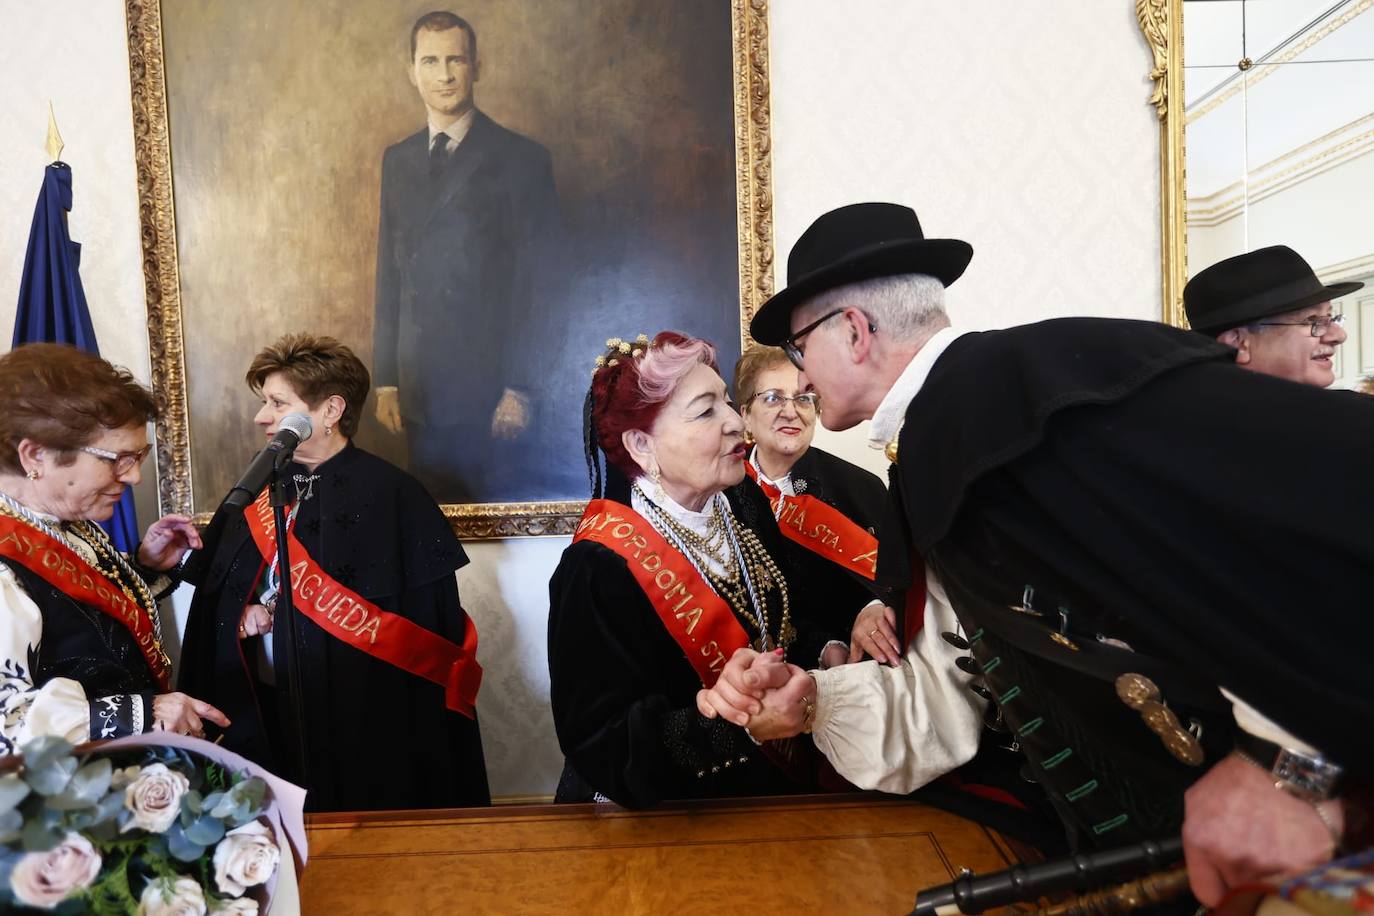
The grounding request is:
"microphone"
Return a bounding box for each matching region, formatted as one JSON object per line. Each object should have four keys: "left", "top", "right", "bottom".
{"left": 221, "top": 413, "right": 314, "bottom": 510}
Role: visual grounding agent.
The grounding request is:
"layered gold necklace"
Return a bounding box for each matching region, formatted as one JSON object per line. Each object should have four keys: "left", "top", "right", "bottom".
{"left": 636, "top": 486, "right": 794, "bottom": 652}
{"left": 0, "top": 492, "right": 167, "bottom": 663}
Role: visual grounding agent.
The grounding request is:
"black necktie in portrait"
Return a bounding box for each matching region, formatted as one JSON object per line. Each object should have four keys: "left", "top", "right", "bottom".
{"left": 429, "top": 133, "right": 451, "bottom": 179}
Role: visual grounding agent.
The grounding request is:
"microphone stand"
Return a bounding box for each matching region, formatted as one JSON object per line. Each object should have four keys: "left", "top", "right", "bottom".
{"left": 269, "top": 457, "right": 311, "bottom": 788}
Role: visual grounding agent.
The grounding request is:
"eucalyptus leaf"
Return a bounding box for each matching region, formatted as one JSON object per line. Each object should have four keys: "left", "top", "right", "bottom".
{"left": 19, "top": 816, "right": 64, "bottom": 852}
{"left": 0, "top": 849, "right": 16, "bottom": 889}
{"left": 226, "top": 801, "right": 257, "bottom": 827}
{"left": 182, "top": 789, "right": 203, "bottom": 816}
{"left": 0, "top": 774, "right": 30, "bottom": 813}
{"left": 46, "top": 790, "right": 95, "bottom": 811}
{"left": 238, "top": 778, "right": 268, "bottom": 807}
{"left": 209, "top": 794, "right": 238, "bottom": 819}
{"left": 0, "top": 808, "right": 22, "bottom": 843}
{"left": 69, "top": 759, "right": 112, "bottom": 804}
{"left": 20, "top": 735, "right": 73, "bottom": 770}
{"left": 84, "top": 817, "right": 118, "bottom": 843}
{"left": 24, "top": 756, "right": 77, "bottom": 796}
{"left": 183, "top": 813, "right": 224, "bottom": 846}
{"left": 165, "top": 825, "right": 206, "bottom": 863}
{"left": 94, "top": 791, "right": 125, "bottom": 823}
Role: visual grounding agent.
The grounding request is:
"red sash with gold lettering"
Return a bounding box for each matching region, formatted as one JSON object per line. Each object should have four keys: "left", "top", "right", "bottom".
{"left": 572, "top": 499, "right": 751, "bottom": 687}
{"left": 744, "top": 463, "right": 879, "bottom": 581}
{"left": 0, "top": 516, "right": 172, "bottom": 691}
{"left": 243, "top": 490, "right": 481, "bottom": 718}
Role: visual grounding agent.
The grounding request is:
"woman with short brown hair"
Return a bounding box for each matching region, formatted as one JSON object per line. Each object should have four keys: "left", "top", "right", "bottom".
{"left": 0, "top": 343, "right": 227, "bottom": 753}
{"left": 180, "top": 333, "right": 490, "bottom": 810}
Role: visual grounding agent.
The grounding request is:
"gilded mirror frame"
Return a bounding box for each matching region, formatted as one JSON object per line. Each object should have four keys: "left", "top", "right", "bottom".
{"left": 124, "top": 0, "right": 774, "bottom": 540}
{"left": 1137, "top": 0, "right": 1189, "bottom": 328}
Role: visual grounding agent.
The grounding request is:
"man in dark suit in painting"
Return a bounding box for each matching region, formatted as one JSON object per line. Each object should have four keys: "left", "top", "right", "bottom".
{"left": 374, "top": 10, "right": 561, "bottom": 503}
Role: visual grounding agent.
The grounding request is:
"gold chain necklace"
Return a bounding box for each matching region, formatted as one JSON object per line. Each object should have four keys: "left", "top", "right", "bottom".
{"left": 637, "top": 489, "right": 793, "bottom": 651}
{"left": 0, "top": 496, "right": 168, "bottom": 666}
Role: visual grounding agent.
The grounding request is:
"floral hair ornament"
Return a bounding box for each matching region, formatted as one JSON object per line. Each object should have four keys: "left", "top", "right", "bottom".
{"left": 591, "top": 334, "right": 653, "bottom": 375}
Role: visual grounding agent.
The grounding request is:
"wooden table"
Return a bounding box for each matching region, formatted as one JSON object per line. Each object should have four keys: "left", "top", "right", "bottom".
{"left": 302, "top": 795, "right": 1019, "bottom": 914}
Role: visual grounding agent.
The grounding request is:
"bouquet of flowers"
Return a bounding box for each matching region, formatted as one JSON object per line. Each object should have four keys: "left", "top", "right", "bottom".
{"left": 0, "top": 734, "right": 304, "bottom": 914}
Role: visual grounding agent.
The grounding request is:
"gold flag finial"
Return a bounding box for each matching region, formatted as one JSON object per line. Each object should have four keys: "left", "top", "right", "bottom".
{"left": 44, "top": 102, "right": 64, "bottom": 162}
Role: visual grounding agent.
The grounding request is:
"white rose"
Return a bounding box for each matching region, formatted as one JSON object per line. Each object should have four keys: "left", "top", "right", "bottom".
{"left": 9, "top": 831, "right": 102, "bottom": 909}
{"left": 122, "top": 762, "right": 190, "bottom": 834}
{"left": 212, "top": 821, "right": 280, "bottom": 897}
{"left": 137, "top": 876, "right": 207, "bottom": 916}
{"left": 208, "top": 897, "right": 259, "bottom": 915}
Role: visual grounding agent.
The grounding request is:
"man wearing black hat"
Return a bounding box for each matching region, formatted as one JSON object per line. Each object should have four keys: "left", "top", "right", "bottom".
{"left": 698, "top": 202, "right": 1373, "bottom": 906}
{"left": 1184, "top": 245, "right": 1358, "bottom": 387}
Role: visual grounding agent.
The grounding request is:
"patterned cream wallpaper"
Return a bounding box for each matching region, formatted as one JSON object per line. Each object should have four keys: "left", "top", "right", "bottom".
{"left": 0, "top": 1, "right": 1162, "bottom": 799}
{"left": 0, "top": 0, "right": 149, "bottom": 383}
{"left": 770, "top": 0, "right": 1164, "bottom": 477}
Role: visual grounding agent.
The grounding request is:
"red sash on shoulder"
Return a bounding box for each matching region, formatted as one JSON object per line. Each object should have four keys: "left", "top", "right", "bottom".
{"left": 243, "top": 490, "right": 481, "bottom": 718}
{"left": 573, "top": 500, "right": 751, "bottom": 687}
{"left": 744, "top": 463, "right": 879, "bottom": 581}
{"left": 0, "top": 515, "right": 171, "bottom": 691}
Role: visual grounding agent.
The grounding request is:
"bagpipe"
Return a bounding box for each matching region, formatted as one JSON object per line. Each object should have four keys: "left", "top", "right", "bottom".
{"left": 911, "top": 837, "right": 1187, "bottom": 916}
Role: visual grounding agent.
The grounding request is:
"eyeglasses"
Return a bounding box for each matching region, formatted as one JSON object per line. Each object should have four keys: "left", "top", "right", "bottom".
{"left": 79, "top": 444, "right": 153, "bottom": 475}
{"left": 751, "top": 389, "right": 820, "bottom": 412}
{"left": 781, "top": 308, "right": 877, "bottom": 370}
{"left": 1256, "top": 313, "right": 1344, "bottom": 337}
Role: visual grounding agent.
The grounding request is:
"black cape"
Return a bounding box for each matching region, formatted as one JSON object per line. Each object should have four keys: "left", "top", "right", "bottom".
{"left": 547, "top": 474, "right": 848, "bottom": 808}
{"left": 881, "top": 317, "right": 1374, "bottom": 840}
{"left": 179, "top": 443, "right": 490, "bottom": 810}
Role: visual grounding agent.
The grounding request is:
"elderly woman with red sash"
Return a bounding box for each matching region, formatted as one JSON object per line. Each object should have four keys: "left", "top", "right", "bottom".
{"left": 179, "top": 334, "right": 489, "bottom": 810}
{"left": 0, "top": 344, "right": 227, "bottom": 753}
{"left": 733, "top": 347, "right": 903, "bottom": 665}
{"left": 548, "top": 332, "right": 851, "bottom": 807}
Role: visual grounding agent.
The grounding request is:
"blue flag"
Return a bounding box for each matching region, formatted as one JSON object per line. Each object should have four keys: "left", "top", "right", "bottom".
{"left": 13, "top": 163, "right": 140, "bottom": 551}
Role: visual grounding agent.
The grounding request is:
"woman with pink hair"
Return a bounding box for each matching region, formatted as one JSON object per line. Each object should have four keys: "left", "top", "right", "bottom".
{"left": 547, "top": 332, "right": 847, "bottom": 807}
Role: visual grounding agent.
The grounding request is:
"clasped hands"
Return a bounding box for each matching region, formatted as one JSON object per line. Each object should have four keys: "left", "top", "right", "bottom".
{"left": 696, "top": 648, "right": 817, "bottom": 741}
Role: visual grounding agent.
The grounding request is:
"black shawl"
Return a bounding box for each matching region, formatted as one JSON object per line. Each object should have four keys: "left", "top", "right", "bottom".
{"left": 179, "top": 443, "right": 489, "bottom": 810}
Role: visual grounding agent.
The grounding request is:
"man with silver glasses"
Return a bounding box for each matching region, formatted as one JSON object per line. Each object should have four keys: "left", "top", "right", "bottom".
{"left": 701, "top": 202, "right": 1374, "bottom": 908}
{"left": 1183, "top": 245, "right": 1358, "bottom": 387}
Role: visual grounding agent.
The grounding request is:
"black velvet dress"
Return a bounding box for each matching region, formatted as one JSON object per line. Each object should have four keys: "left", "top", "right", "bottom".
{"left": 547, "top": 475, "right": 848, "bottom": 808}
{"left": 179, "top": 443, "right": 490, "bottom": 811}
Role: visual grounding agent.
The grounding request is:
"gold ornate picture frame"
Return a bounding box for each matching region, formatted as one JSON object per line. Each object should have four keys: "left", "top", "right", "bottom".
{"left": 125, "top": 0, "right": 773, "bottom": 539}
{"left": 1136, "top": 0, "right": 1187, "bottom": 328}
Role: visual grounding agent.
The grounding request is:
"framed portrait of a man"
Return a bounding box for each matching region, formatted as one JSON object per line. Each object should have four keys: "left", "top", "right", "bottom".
{"left": 126, "top": 0, "right": 773, "bottom": 537}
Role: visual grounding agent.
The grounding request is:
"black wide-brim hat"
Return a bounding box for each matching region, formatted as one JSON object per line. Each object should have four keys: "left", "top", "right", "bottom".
{"left": 1184, "top": 245, "right": 1364, "bottom": 336}
{"left": 750, "top": 202, "right": 972, "bottom": 345}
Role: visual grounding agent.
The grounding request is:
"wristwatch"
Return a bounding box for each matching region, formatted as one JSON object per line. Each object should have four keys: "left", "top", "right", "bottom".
{"left": 1232, "top": 731, "right": 1343, "bottom": 803}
